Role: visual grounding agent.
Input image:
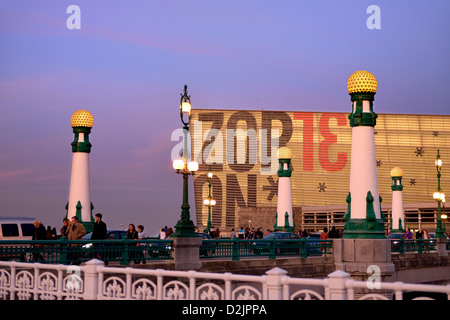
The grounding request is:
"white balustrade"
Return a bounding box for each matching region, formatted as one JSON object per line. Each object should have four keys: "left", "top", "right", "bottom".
{"left": 0, "top": 260, "right": 448, "bottom": 300}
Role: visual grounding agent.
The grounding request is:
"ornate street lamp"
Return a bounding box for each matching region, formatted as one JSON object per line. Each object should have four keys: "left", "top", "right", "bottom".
{"left": 172, "top": 85, "right": 198, "bottom": 238}
{"left": 433, "top": 149, "right": 446, "bottom": 238}
{"left": 203, "top": 165, "right": 215, "bottom": 233}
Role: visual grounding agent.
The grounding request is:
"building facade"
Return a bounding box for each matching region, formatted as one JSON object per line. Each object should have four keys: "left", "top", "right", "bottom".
{"left": 190, "top": 109, "right": 449, "bottom": 233}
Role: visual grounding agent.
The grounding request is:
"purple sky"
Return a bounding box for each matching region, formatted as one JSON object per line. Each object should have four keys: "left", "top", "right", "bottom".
{"left": 0, "top": 1, "right": 449, "bottom": 235}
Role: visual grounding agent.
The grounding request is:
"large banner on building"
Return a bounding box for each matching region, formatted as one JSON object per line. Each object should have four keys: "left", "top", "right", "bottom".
{"left": 184, "top": 109, "right": 449, "bottom": 230}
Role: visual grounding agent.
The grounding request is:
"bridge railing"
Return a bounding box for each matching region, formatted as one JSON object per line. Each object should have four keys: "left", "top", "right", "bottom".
{"left": 0, "top": 238, "right": 333, "bottom": 265}
{"left": 390, "top": 239, "right": 437, "bottom": 254}
{"left": 1, "top": 237, "right": 447, "bottom": 265}
{"left": 0, "top": 259, "right": 448, "bottom": 300}
{"left": 0, "top": 238, "right": 174, "bottom": 265}
{"left": 199, "top": 238, "right": 333, "bottom": 260}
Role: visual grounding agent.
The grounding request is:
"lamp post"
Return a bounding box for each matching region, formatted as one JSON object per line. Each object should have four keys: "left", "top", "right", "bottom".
{"left": 172, "top": 85, "right": 199, "bottom": 238}
{"left": 433, "top": 149, "right": 446, "bottom": 238}
{"left": 441, "top": 213, "right": 447, "bottom": 235}
{"left": 203, "top": 165, "right": 215, "bottom": 233}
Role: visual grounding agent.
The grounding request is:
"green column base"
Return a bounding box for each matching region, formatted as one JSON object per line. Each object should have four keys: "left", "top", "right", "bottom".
{"left": 275, "top": 226, "right": 295, "bottom": 232}
{"left": 172, "top": 219, "right": 199, "bottom": 238}
{"left": 342, "top": 218, "right": 386, "bottom": 239}
{"left": 274, "top": 212, "right": 295, "bottom": 232}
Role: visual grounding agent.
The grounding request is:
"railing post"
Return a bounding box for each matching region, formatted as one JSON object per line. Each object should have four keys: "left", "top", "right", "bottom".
{"left": 121, "top": 238, "right": 130, "bottom": 265}
{"left": 232, "top": 238, "right": 240, "bottom": 261}
{"left": 265, "top": 267, "right": 288, "bottom": 300}
{"left": 59, "top": 237, "right": 68, "bottom": 265}
{"left": 399, "top": 238, "right": 404, "bottom": 254}
{"left": 436, "top": 238, "right": 449, "bottom": 257}
{"left": 417, "top": 238, "right": 423, "bottom": 253}
{"left": 83, "top": 259, "right": 104, "bottom": 300}
{"left": 300, "top": 237, "right": 307, "bottom": 258}
{"left": 327, "top": 270, "right": 351, "bottom": 300}
{"left": 269, "top": 238, "right": 276, "bottom": 260}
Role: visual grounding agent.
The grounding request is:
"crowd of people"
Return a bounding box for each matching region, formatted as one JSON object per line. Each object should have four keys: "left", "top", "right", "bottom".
{"left": 32, "top": 216, "right": 441, "bottom": 243}
{"left": 158, "top": 226, "right": 174, "bottom": 239}
{"left": 196, "top": 225, "right": 344, "bottom": 240}
{"left": 398, "top": 227, "right": 432, "bottom": 239}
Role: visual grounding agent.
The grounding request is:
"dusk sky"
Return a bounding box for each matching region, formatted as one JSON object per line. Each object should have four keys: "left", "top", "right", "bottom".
{"left": 1, "top": 1, "right": 449, "bottom": 235}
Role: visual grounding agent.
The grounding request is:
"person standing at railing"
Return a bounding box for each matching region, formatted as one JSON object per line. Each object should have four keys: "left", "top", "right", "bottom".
{"left": 415, "top": 228, "right": 423, "bottom": 239}
{"left": 127, "top": 224, "right": 139, "bottom": 264}
{"left": 136, "top": 225, "right": 148, "bottom": 264}
{"left": 60, "top": 218, "right": 70, "bottom": 238}
{"left": 92, "top": 213, "right": 107, "bottom": 240}
{"left": 159, "top": 228, "right": 166, "bottom": 240}
{"left": 31, "top": 220, "right": 47, "bottom": 262}
{"left": 32, "top": 220, "right": 47, "bottom": 241}
{"left": 238, "top": 227, "right": 245, "bottom": 239}
{"left": 67, "top": 216, "right": 86, "bottom": 265}
{"left": 328, "top": 226, "right": 340, "bottom": 239}
{"left": 403, "top": 227, "right": 413, "bottom": 239}
{"left": 320, "top": 227, "right": 329, "bottom": 256}
{"left": 92, "top": 213, "right": 107, "bottom": 262}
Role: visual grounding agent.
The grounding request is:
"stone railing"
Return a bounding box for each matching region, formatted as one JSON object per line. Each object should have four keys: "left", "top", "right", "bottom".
{"left": 0, "top": 259, "right": 448, "bottom": 300}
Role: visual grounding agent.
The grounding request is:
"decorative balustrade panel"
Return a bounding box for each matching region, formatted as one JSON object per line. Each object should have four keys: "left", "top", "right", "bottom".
{"left": 0, "top": 260, "right": 448, "bottom": 301}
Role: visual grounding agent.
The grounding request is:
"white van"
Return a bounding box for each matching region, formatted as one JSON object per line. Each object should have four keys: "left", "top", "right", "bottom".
{"left": 0, "top": 217, "right": 36, "bottom": 240}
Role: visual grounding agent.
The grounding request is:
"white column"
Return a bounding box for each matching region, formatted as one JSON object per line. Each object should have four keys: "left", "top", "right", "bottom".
{"left": 349, "top": 125, "right": 381, "bottom": 219}
{"left": 277, "top": 175, "right": 293, "bottom": 227}
{"left": 68, "top": 152, "right": 91, "bottom": 222}
{"left": 391, "top": 191, "right": 404, "bottom": 230}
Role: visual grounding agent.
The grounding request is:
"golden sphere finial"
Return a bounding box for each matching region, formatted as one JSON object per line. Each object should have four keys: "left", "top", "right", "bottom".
{"left": 71, "top": 110, "right": 94, "bottom": 128}
{"left": 347, "top": 70, "right": 377, "bottom": 94}
{"left": 390, "top": 167, "right": 403, "bottom": 177}
{"left": 277, "top": 147, "right": 292, "bottom": 160}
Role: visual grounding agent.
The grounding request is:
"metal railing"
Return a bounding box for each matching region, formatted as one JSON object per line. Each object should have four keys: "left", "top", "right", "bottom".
{"left": 390, "top": 239, "right": 437, "bottom": 254}
{"left": 2, "top": 237, "right": 446, "bottom": 265}
{"left": 199, "top": 238, "right": 333, "bottom": 260}
{"left": 0, "top": 238, "right": 333, "bottom": 265}
{"left": 0, "top": 238, "right": 173, "bottom": 265}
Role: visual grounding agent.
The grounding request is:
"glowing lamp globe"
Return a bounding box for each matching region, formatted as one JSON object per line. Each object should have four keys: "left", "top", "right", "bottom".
{"left": 71, "top": 110, "right": 94, "bottom": 128}
{"left": 187, "top": 161, "right": 199, "bottom": 172}
{"left": 181, "top": 101, "right": 191, "bottom": 114}
{"left": 277, "top": 147, "right": 292, "bottom": 160}
{"left": 173, "top": 159, "right": 184, "bottom": 171}
{"left": 347, "top": 70, "right": 377, "bottom": 94}
{"left": 390, "top": 167, "right": 403, "bottom": 178}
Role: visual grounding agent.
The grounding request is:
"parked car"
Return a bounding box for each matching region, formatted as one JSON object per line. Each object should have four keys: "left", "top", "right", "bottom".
{"left": 82, "top": 230, "right": 127, "bottom": 248}
{"left": 0, "top": 217, "right": 38, "bottom": 262}
{"left": 167, "top": 232, "right": 216, "bottom": 257}
{"left": 0, "top": 217, "right": 35, "bottom": 241}
{"left": 305, "top": 232, "right": 329, "bottom": 255}
{"left": 80, "top": 230, "right": 127, "bottom": 262}
{"left": 387, "top": 233, "right": 403, "bottom": 251}
{"left": 252, "top": 232, "right": 302, "bottom": 255}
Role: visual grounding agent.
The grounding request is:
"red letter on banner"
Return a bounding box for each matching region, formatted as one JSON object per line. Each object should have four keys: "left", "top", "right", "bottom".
{"left": 318, "top": 113, "right": 348, "bottom": 172}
